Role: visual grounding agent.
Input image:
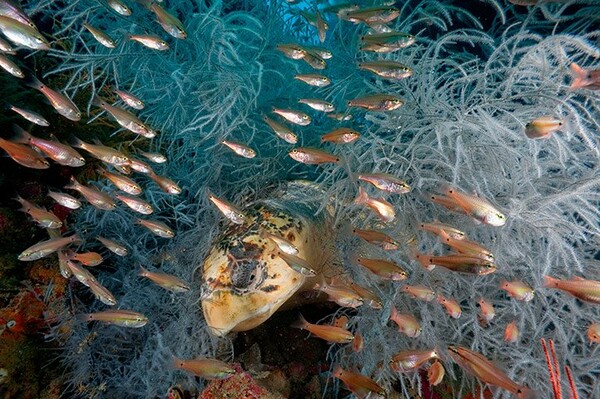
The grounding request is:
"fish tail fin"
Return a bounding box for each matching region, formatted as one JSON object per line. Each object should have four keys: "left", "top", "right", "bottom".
{"left": 136, "top": 0, "right": 153, "bottom": 8}
{"left": 569, "top": 62, "right": 589, "bottom": 90}
{"left": 138, "top": 266, "right": 148, "bottom": 277}
{"left": 171, "top": 355, "right": 183, "bottom": 370}
{"left": 70, "top": 234, "right": 83, "bottom": 243}
{"left": 354, "top": 186, "right": 369, "bottom": 205}
{"left": 389, "top": 304, "right": 398, "bottom": 322}
{"left": 291, "top": 313, "right": 309, "bottom": 330}
{"left": 67, "top": 135, "right": 84, "bottom": 148}
{"left": 23, "top": 74, "right": 43, "bottom": 90}
{"left": 76, "top": 313, "right": 92, "bottom": 322}
{"left": 543, "top": 275, "right": 559, "bottom": 288}
{"left": 516, "top": 387, "right": 538, "bottom": 399}
{"left": 91, "top": 93, "right": 104, "bottom": 108}
{"left": 64, "top": 175, "right": 80, "bottom": 190}
{"left": 11, "top": 125, "right": 32, "bottom": 144}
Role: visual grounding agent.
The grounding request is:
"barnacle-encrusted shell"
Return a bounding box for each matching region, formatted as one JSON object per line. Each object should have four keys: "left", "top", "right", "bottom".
{"left": 201, "top": 181, "right": 336, "bottom": 336}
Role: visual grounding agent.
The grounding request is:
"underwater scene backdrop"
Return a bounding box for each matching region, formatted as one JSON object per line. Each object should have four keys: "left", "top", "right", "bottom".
{"left": 0, "top": 0, "right": 599, "bottom": 398}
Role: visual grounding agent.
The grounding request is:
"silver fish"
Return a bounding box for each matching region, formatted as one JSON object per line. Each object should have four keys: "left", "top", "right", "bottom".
{"left": 18, "top": 234, "right": 81, "bottom": 261}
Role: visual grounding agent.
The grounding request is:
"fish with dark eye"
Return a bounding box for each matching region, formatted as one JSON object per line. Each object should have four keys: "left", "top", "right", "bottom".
{"left": 129, "top": 34, "right": 169, "bottom": 50}
{"left": 139, "top": 266, "right": 190, "bottom": 293}
{"left": 13, "top": 126, "right": 85, "bottom": 167}
{"left": 352, "top": 228, "right": 399, "bottom": 250}
{"left": 500, "top": 280, "right": 534, "bottom": 302}
{"left": 272, "top": 107, "right": 311, "bottom": 125}
{"left": 116, "top": 193, "right": 153, "bottom": 214}
{"left": 18, "top": 234, "right": 81, "bottom": 261}
{"left": 136, "top": 219, "right": 175, "bottom": 238}
{"left": 276, "top": 251, "right": 316, "bottom": 276}
{"left": 437, "top": 230, "right": 494, "bottom": 261}
{"left": 402, "top": 284, "right": 436, "bottom": 302}
{"left": 339, "top": 5, "right": 399, "bottom": 25}
{"left": 0, "top": 53, "right": 23, "bottom": 77}
{"left": 321, "top": 127, "right": 360, "bottom": 144}
{"left": 221, "top": 140, "right": 256, "bottom": 158}
{"left": 97, "top": 167, "right": 142, "bottom": 195}
{"left": 78, "top": 310, "right": 148, "bottom": 328}
{"left": 447, "top": 346, "right": 536, "bottom": 399}
{"left": 114, "top": 89, "right": 144, "bottom": 109}
{"left": 8, "top": 105, "right": 49, "bottom": 126}
{"left": 416, "top": 253, "right": 497, "bottom": 275}
{"left": 93, "top": 95, "right": 155, "bottom": 138}
{"left": 437, "top": 294, "right": 462, "bottom": 318}
{"left": 208, "top": 192, "right": 247, "bottom": 224}
{"left": 288, "top": 147, "right": 339, "bottom": 165}
{"left": 294, "top": 73, "right": 331, "bottom": 87}
{"left": 478, "top": 297, "right": 495, "bottom": 323}
{"left": 70, "top": 137, "right": 129, "bottom": 165}
{"left": 569, "top": 62, "right": 600, "bottom": 90}
{"left": 348, "top": 94, "right": 404, "bottom": 111}
{"left": 292, "top": 313, "right": 354, "bottom": 343}
{"left": 358, "top": 173, "right": 410, "bottom": 194}
{"left": 332, "top": 366, "right": 386, "bottom": 399}
{"left": 263, "top": 116, "right": 297, "bottom": 144}
{"left": 544, "top": 275, "right": 600, "bottom": 305}
{"left": 25, "top": 77, "right": 80, "bottom": 121}
{"left": 0, "top": 0, "right": 36, "bottom": 28}
{"left": 524, "top": 116, "right": 563, "bottom": 139}
{"left": 107, "top": 0, "right": 131, "bottom": 16}
{"left": 390, "top": 348, "right": 438, "bottom": 372}
{"left": 360, "top": 31, "right": 415, "bottom": 52}
{"left": 82, "top": 23, "right": 116, "bottom": 48}
{"left": 0, "top": 16, "right": 49, "bottom": 50}
{"left": 298, "top": 98, "right": 334, "bottom": 112}
{"left": 65, "top": 176, "right": 117, "bottom": 211}
{"left": 356, "top": 257, "right": 408, "bottom": 281}
{"left": 148, "top": 3, "right": 186, "bottom": 39}
{"left": 389, "top": 305, "right": 421, "bottom": 337}
{"left": 358, "top": 60, "right": 413, "bottom": 80}
{"left": 171, "top": 356, "right": 236, "bottom": 379}
{"left": 0, "top": 137, "right": 49, "bottom": 169}
{"left": 440, "top": 185, "right": 506, "bottom": 226}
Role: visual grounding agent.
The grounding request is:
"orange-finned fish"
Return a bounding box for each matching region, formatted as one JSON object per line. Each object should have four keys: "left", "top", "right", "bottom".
{"left": 65, "top": 176, "right": 117, "bottom": 211}
{"left": 321, "top": 127, "right": 360, "bottom": 144}
{"left": 437, "top": 294, "right": 461, "bottom": 319}
{"left": 543, "top": 275, "right": 600, "bottom": 304}
{"left": 587, "top": 323, "right": 600, "bottom": 344}
{"left": 500, "top": 280, "right": 534, "bottom": 302}
{"left": 504, "top": 320, "right": 519, "bottom": 343}
{"left": 294, "top": 73, "right": 331, "bottom": 87}
{"left": 147, "top": 172, "right": 181, "bottom": 194}
{"left": 298, "top": 98, "right": 334, "bottom": 113}
{"left": 288, "top": 147, "right": 340, "bottom": 165}
{"left": 358, "top": 173, "right": 410, "bottom": 194}
{"left": 314, "top": 279, "right": 363, "bottom": 308}
{"left": 148, "top": 3, "right": 186, "bottom": 39}
{"left": 478, "top": 297, "right": 495, "bottom": 323}
{"left": 25, "top": 76, "right": 80, "bottom": 121}
{"left": 139, "top": 266, "right": 190, "bottom": 293}
{"left": 93, "top": 95, "right": 155, "bottom": 138}
{"left": 129, "top": 34, "right": 169, "bottom": 50}
{"left": 390, "top": 348, "right": 438, "bottom": 372}
{"left": 402, "top": 284, "right": 435, "bottom": 302}
{"left": 69, "top": 251, "right": 103, "bottom": 266}
{"left": 356, "top": 257, "right": 408, "bottom": 281}
{"left": 418, "top": 253, "right": 497, "bottom": 275}
{"left": 172, "top": 356, "right": 235, "bottom": 379}
{"left": 348, "top": 94, "right": 404, "bottom": 111}
{"left": 389, "top": 305, "right": 421, "bottom": 337}
{"left": 116, "top": 194, "right": 153, "bottom": 215}
{"left": 292, "top": 313, "right": 354, "bottom": 344}
{"left": 87, "top": 278, "right": 117, "bottom": 306}
{"left": 208, "top": 192, "right": 247, "bottom": 224}
{"left": 0, "top": 137, "right": 49, "bottom": 169}
{"left": 78, "top": 310, "right": 148, "bottom": 328}
{"left": 97, "top": 167, "right": 142, "bottom": 195}
{"left": 47, "top": 191, "right": 80, "bottom": 210}
{"left": 13, "top": 127, "right": 85, "bottom": 167}
{"left": 137, "top": 219, "right": 175, "bottom": 238}
{"left": 524, "top": 116, "right": 563, "bottom": 139}
{"left": 272, "top": 107, "right": 311, "bottom": 125}
{"left": 107, "top": 0, "right": 131, "bottom": 16}
{"left": 96, "top": 236, "right": 128, "bottom": 256}
{"left": 221, "top": 140, "right": 256, "bottom": 158}
{"left": 18, "top": 234, "right": 81, "bottom": 261}
{"left": 354, "top": 187, "right": 395, "bottom": 222}
{"left": 82, "top": 23, "right": 116, "bottom": 48}
{"left": 352, "top": 332, "right": 364, "bottom": 352}
{"left": 569, "top": 62, "right": 600, "bottom": 90}
{"left": 0, "top": 53, "right": 23, "bottom": 77}
{"left": 277, "top": 251, "right": 316, "bottom": 276}
{"left": 443, "top": 186, "right": 506, "bottom": 227}
{"left": 114, "top": 89, "right": 144, "bottom": 109}
{"left": 263, "top": 116, "right": 297, "bottom": 144}
{"left": 8, "top": 105, "right": 49, "bottom": 126}
{"left": 70, "top": 137, "right": 129, "bottom": 165}
{"left": 447, "top": 346, "right": 536, "bottom": 399}
{"left": 420, "top": 222, "right": 465, "bottom": 240}
{"left": 349, "top": 282, "right": 382, "bottom": 309}
{"left": 437, "top": 230, "right": 494, "bottom": 261}
{"left": 428, "top": 360, "right": 444, "bottom": 386}
{"left": 352, "top": 228, "right": 399, "bottom": 250}
{"left": 333, "top": 315, "right": 349, "bottom": 329}
{"left": 332, "top": 366, "right": 385, "bottom": 399}
{"left": 15, "top": 196, "right": 62, "bottom": 229}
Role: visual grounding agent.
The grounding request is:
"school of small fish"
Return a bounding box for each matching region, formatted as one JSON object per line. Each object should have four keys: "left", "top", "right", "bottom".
{"left": 1, "top": 0, "right": 599, "bottom": 397}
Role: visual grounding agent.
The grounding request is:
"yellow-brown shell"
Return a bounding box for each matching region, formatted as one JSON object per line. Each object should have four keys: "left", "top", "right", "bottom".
{"left": 201, "top": 181, "right": 336, "bottom": 336}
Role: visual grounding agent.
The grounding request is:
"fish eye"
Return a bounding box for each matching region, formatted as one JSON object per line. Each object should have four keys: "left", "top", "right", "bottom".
{"left": 321, "top": 77, "right": 328, "bottom": 81}
{"left": 6, "top": 320, "right": 16, "bottom": 329}
{"left": 497, "top": 213, "right": 505, "bottom": 219}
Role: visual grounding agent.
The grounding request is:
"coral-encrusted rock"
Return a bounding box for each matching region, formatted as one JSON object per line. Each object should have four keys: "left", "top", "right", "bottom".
{"left": 198, "top": 364, "right": 286, "bottom": 399}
